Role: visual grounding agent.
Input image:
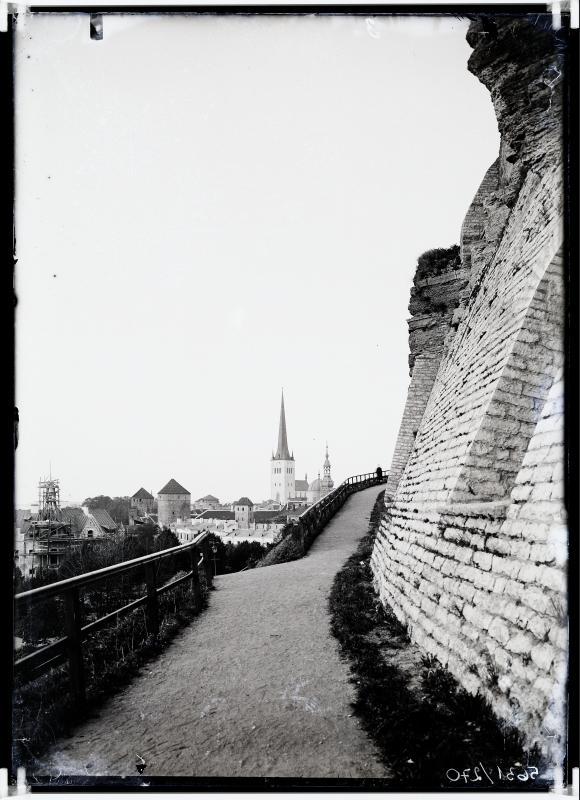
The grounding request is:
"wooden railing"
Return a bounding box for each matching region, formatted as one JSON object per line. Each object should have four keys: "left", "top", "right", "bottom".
{"left": 298, "top": 470, "right": 388, "bottom": 553}
{"left": 13, "top": 531, "right": 213, "bottom": 705}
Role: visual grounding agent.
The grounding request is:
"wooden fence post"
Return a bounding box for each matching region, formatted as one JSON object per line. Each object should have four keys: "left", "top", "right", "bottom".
{"left": 145, "top": 562, "right": 159, "bottom": 637}
{"left": 63, "top": 587, "right": 85, "bottom": 705}
{"left": 201, "top": 539, "right": 213, "bottom": 589}
{"left": 190, "top": 548, "right": 202, "bottom": 611}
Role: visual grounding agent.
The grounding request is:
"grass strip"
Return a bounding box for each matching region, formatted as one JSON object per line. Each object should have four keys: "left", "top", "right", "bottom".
{"left": 328, "top": 490, "right": 543, "bottom": 787}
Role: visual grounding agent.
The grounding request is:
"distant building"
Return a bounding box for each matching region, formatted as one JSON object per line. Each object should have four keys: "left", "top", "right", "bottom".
{"left": 294, "top": 476, "right": 308, "bottom": 499}
{"left": 307, "top": 445, "right": 334, "bottom": 505}
{"left": 194, "top": 494, "right": 220, "bottom": 512}
{"left": 14, "top": 478, "right": 122, "bottom": 575}
{"left": 130, "top": 488, "right": 155, "bottom": 521}
{"left": 270, "top": 392, "right": 295, "bottom": 504}
{"left": 80, "top": 508, "right": 119, "bottom": 539}
{"left": 158, "top": 479, "right": 191, "bottom": 529}
{"left": 232, "top": 497, "right": 253, "bottom": 528}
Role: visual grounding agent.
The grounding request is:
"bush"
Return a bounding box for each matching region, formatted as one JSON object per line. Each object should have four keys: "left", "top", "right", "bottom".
{"left": 255, "top": 523, "right": 303, "bottom": 568}
{"left": 416, "top": 245, "right": 460, "bottom": 279}
{"left": 13, "top": 578, "right": 208, "bottom": 768}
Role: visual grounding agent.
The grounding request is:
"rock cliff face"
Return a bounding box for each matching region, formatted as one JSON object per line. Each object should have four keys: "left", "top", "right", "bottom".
{"left": 372, "top": 16, "right": 566, "bottom": 770}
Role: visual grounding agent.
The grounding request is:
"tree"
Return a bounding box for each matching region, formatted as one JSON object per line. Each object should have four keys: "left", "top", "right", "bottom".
{"left": 82, "top": 496, "right": 132, "bottom": 525}
{"left": 204, "top": 533, "right": 228, "bottom": 575}
{"left": 224, "top": 540, "right": 269, "bottom": 572}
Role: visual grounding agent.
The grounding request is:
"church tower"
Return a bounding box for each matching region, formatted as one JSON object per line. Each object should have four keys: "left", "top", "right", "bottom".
{"left": 321, "top": 443, "right": 334, "bottom": 494}
{"left": 270, "top": 391, "right": 295, "bottom": 504}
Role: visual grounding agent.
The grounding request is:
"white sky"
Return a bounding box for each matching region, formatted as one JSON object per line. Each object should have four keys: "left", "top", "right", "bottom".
{"left": 14, "top": 12, "right": 500, "bottom": 507}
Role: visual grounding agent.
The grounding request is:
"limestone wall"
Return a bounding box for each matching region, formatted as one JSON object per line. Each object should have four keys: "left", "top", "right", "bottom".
{"left": 385, "top": 247, "right": 466, "bottom": 499}
{"left": 371, "top": 16, "right": 567, "bottom": 763}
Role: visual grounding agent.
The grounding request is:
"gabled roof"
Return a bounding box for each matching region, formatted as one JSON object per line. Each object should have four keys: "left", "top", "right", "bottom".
{"left": 233, "top": 497, "right": 253, "bottom": 507}
{"left": 295, "top": 480, "right": 309, "bottom": 491}
{"left": 159, "top": 479, "right": 190, "bottom": 495}
{"left": 60, "top": 507, "right": 87, "bottom": 533}
{"left": 132, "top": 487, "right": 154, "bottom": 500}
{"left": 197, "top": 494, "right": 219, "bottom": 502}
{"left": 90, "top": 508, "right": 118, "bottom": 531}
{"left": 196, "top": 510, "right": 235, "bottom": 520}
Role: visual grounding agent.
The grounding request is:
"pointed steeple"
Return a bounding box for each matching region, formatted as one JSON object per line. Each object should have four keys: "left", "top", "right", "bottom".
{"left": 273, "top": 390, "right": 293, "bottom": 461}
{"left": 322, "top": 443, "right": 334, "bottom": 490}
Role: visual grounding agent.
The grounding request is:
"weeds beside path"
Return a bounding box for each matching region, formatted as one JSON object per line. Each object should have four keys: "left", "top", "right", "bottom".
{"left": 30, "top": 487, "right": 389, "bottom": 781}
{"left": 329, "top": 491, "right": 542, "bottom": 788}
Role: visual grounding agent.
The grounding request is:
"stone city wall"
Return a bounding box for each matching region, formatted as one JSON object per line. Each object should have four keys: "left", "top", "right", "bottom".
{"left": 371, "top": 17, "right": 567, "bottom": 761}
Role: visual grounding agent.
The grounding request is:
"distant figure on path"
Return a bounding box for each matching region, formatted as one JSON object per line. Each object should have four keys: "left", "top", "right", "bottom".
{"left": 375, "top": 466, "right": 383, "bottom": 481}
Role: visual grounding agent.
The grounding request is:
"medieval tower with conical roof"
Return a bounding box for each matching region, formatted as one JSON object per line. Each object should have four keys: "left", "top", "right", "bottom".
{"left": 270, "top": 391, "right": 295, "bottom": 504}
{"left": 157, "top": 479, "right": 191, "bottom": 529}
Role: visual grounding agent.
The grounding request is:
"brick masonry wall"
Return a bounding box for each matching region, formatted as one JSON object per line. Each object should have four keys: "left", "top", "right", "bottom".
{"left": 371, "top": 18, "right": 566, "bottom": 763}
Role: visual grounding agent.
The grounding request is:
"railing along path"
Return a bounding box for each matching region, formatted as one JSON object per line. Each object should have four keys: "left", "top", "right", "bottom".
{"left": 14, "top": 532, "right": 213, "bottom": 705}
{"left": 297, "top": 470, "right": 388, "bottom": 554}
{"left": 14, "top": 470, "right": 388, "bottom": 707}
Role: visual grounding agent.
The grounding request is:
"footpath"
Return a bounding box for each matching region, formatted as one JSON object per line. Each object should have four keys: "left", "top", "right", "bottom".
{"left": 34, "top": 486, "right": 389, "bottom": 779}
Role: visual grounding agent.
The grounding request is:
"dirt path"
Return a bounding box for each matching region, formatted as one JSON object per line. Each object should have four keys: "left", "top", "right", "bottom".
{"left": 33, "top": 487, "right": 389, "bottom": 779}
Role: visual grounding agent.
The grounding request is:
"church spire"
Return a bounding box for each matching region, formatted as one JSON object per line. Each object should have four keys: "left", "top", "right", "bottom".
{"left": 274, "top": 391, "right": 292, "bottom": 460}
{"left": 323, "top": 443, "right": 332, "bottom": 479}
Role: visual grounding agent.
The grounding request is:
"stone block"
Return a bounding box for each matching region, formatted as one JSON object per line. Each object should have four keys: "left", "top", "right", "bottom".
{"left": 529, "top": 543, "right": 556, "bottom": 564}
{"left": 539, "top": 565, "right": 566, "bottom": 593}
{"left": 521, "top": 586, "right": 552, "bottom": 616}
{"left": 530, "top": 483, "right": 555, "bottom": 502}
{"left": 511, "top": 484, "right": 533, "bottom": 503}
{"left": 489, "top": 617, "right": 510, "bottom": 646}
{"left": 473, "top": 551, "right": 493, "bottom": 571}
{"left": 462, "top": 623, "right": 480, "bottom": 643}
{"left": 510, "top": 656, "right": 529, "bottom": 681}
{"left": 531, "top": 642, "right": 556, "bottom": 671}
{"left": 517, "top": 562, "right": 545, "bottom": 584}
{"left": 506, "top": 632, "right": 535, "bottom": 655}
{"left": 548, "top": 625, "right": 568, "bottom": 650}
{"left": 440, "top": 559, "right": 458, "bottom": 577}
{"left": 454, "top": 546, "right": 473, "bottom": 563}
{"left": 501, "top": 601, "right": 526, "bottom": 626}
{"left": 526, "top": 613, "right": 552, "bottom": 641}
{"left": 486, "top": 536, "right": 511, "bottom": 555}
{"left": 504, "top": 579, "right": 525, "bottom": 601}
{"left": 477, "top": 570, "right": 496, "bottom": 591}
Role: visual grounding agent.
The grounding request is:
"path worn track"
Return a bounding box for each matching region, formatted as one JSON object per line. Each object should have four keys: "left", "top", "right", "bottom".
{"left": 34, "top": 487, "right": 389, "bottom": 779}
